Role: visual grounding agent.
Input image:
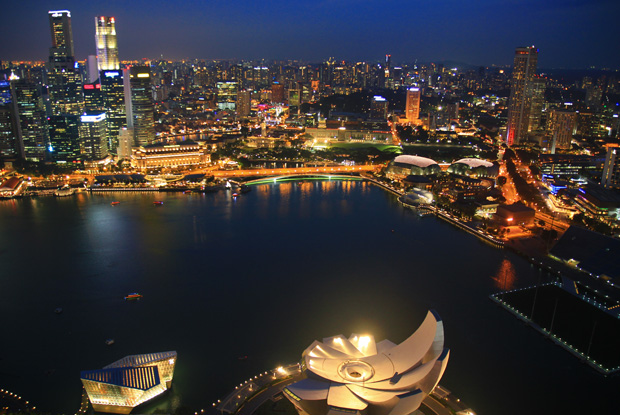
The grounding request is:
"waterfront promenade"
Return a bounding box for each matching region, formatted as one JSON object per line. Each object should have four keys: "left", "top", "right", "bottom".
{"left": 208, "top": 364, "right": 473, "bottom": 415}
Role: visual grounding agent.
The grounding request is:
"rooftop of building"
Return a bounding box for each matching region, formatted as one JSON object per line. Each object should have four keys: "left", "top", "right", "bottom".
{"left": 497, "top": 203, "right": 535, "bottom": 213}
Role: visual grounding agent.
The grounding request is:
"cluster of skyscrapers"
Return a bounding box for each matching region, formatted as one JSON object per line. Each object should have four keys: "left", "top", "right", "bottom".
{"left": 0, "top": 10, "right": 156, "bottom": 165}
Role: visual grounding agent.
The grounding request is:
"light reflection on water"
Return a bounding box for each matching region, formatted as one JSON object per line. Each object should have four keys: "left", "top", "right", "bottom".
{"left": 0, "top": 181, "right": 618, "bottom": 415}
{"left": 493, "top": 258, "right": 517, "bottom": 291}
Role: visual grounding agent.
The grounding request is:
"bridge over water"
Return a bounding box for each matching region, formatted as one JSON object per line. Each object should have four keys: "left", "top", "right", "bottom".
{"left": 210, "top": 164, "right": 380, "bottom": 178}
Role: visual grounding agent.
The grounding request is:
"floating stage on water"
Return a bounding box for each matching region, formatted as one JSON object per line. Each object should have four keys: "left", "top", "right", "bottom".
{"left": 492, "top": 282, "right": 620, "bottom": 374}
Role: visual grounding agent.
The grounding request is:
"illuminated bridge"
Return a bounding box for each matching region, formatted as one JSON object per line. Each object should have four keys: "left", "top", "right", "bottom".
{"left": 210, "top": 164, "right": 381, "bottom": 178}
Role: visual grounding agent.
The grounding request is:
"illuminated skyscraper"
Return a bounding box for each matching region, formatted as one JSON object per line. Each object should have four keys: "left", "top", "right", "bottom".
{"left": 0, "top": 80, "right": 23, "bottom": 159}
{"left": 47, "top": 10, "right": 83, "bottom": 116}
{"left": 528, "top": 76, "right": 546, "bottom": 132}
{"left": 48, "top": 10, "right": 74, "bottom": 70}
{"left": 129, "top": 66, "right": 155, "bottom": 146}
{"left": 83, "top": 81, "right": 104, "bottom": 111}
{"left": 13, "top": 80, "right": 48, "bottom": 161}
{"left": 370, "top": 96, "right": 388, "bottom": 120}
{"left": 100, "top": 70, "right": 127, "bottom": 154}
{"left": 236, "top": 90, "right": 251, "bottom": 118}
{"left": 506, "top": 46, "right": 538, "bottom": 146}
{"left": 271, "top": 83, "right": 284, "bottom": 104}
{"left": 79, "top": 112, "right": 108, "bottom": 159}
{"left": 216, "top": 81, "right": 238, "bottom": 111}
{"left": 96, "top": 16, "right": 119, "bottom": 71}
{"left": 48, "top": 114, "right": 81, "bottom": 163}
{"left": 405, "top": 87, "right": 421, "bottom": 123}
{"left": 547, "top": 109, "right": 577, "bottom": 153}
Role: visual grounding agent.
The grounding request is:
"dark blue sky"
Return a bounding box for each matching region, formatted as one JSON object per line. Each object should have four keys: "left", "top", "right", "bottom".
{"left": 2, "top": 0, "right": 619, "bottom": 68}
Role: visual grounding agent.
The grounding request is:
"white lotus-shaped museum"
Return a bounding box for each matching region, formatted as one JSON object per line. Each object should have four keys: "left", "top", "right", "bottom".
{"left": 284, "top": 311, "right": 449, "bottom": 415}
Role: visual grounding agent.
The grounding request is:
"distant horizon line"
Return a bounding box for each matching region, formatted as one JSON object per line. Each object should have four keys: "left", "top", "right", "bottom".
{"left": 2, "top": 58, "right": 618, "bottom": 72}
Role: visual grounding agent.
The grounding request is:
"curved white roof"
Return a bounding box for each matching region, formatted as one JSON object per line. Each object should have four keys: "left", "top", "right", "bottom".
{"left": 285, "top": 311, "right": 449, "bottom": 415}
{"left": 393, "top": 155, "right": 438, "bottom": 168}
{"left": 453, "top": 158, "right": 494, "bottom": 168}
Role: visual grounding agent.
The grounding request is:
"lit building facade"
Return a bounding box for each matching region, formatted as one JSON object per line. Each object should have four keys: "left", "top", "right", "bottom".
{"left": 385, "top": 155, "right": 442, "bottom": 179}
{"left": 48, "top": 10, "right": 74, "bottom": 70}
{"left": 81, "top": 351, "right": 177, "bottom": 414}
{"left": 13, "top": 80, "right": 48, "bottom": 161}
{"left": 405, "top": 87, "right": 421, "bottom": 124}
{"left": 49, "top": 114, "right": 81, "bottom": 164}
{"left": 129, "top": 66, "right": 155, "bottom": 146}
{"left": 602, "top": 144, "right": 620, "bottom": 189}
{"left": 547, "top": 109, "right": 577, "bottom": 153}
{"left": 47, "top": 10, "right": 83, "bottom": 117}
{"left": 506, "top": 46, "right": 538, "bottom": 146}
{"left": 100, "top": 70, "right": 127, "bottom": 154}
{"left": 370, "top": 96, "right": 388, "bottom": 120}
{"left": 0, "top": 80, "right": 23, "bottom": 159}
{"left": 131, "top": 142, "right": 211, "bottom": 171}
{"left": 84, "top": 81, "right": 104, "bottom": 111}
{"left": 96, "top": 16, "right": 119, "bottom": 71}
{"left": 216, "top": 81, "right": 238, "bottom": 111}
{"left": 79, "top": 112, "right": 108, "bottom": 160}
{"left": 283, "top": 311, "right": 449, "bottom": 415}
{"left": 237, "top": 90, "right": 251, "bottom": 118}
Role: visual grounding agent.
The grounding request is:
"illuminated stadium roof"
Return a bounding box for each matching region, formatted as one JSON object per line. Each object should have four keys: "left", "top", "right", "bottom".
{"left": 452, "top": 158, "right": 494, "bottom": 168}
{"left": 284, "top": 311, "right": 449, "bottom": 415}
{"left": 393, "top": 155, "right": 438, "bottom": 168}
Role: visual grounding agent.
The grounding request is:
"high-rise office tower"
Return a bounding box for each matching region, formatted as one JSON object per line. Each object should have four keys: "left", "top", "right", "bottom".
{"left": 271, "top": 83, "right": 284, "bottom": 104}
{"left": 100, "top": 70, "right": 126, "bottom": 154}
{"left": 87, "top": 55, "right": 99, "bottom": 83}
{"left": 117, "top": 127, "right": 134, "bottom": 159}
{"left": 370, "top": 96, "right": 388, "bottom": 120}
{"left": 601, "top": 144, "right": 620, "bottom": 188}
{"left": 79, "top": 112, "right": 108, "bottom": 159}
{"left": 83, "top": 81, "right": 104, "bottom": 111}
{"left": 48, "top": 10, "right": 74, "bottom": 70}
{"left": 48, "top": 114, "right": 81, "bottom": 163}
{"left": 47, "top": 10, "right": 83, "bottom": 116}
{"left": 547, "top": 109, "right": 577, "bottom": 153}
{"left": 405, "top": 87, "right": 421, "bottom": 123}
{"left": 95, "top": 16, "right": 119, "bottom": 71}
{"left": 236, "top": 90, "right": 251, "bottom": 118}
{"left": 0, "top": 79, "right": 23, "bottom": 159}
{"left": 216, "top": 81, "right": 238, "bottom": 110}
{"left": 129, "top": 66, "right": 155, "bottom": 146}
{"left": 528, "top": 76, "right": 546, "bottom": 132}
{"left": 384, "top": 54, "right": 392, "bottom": 88}
{"left": 506, "top": 46, "right": 538, "bottom": 146}
{"left": 13, "top": 80, "right": 48, "bottom": 161}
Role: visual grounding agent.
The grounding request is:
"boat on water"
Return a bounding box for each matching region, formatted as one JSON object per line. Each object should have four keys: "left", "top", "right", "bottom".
{"left": 232, "top": 193, "right": 239, "bottom": 198}
{"left": 105, "top": 339, "right": 115, "bottom": 346}
{"left": 153, "top": 201, "right": 164, "bottom": 206}
{"left": 125, "top": 293, "right": 143, "bottom": 300}
{"left": 111, "top": 201, "right": 120, "bottom": 206}
{"left": 183, "top": 190, "right": 192, "bottom": 194}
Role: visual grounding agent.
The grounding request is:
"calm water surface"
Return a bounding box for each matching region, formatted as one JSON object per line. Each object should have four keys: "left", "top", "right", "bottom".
{"left": 0, "top": 181, "right": 617, "bottom": 414}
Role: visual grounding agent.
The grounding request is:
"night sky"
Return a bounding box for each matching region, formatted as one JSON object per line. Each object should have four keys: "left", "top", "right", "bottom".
{"left": 1, "top": 0, "right": 619, "bottom": 68}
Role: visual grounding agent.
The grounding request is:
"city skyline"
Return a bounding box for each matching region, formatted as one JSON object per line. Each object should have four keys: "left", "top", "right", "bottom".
{"left": 1, "top": 0, "right": 619, "bottom": 68}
